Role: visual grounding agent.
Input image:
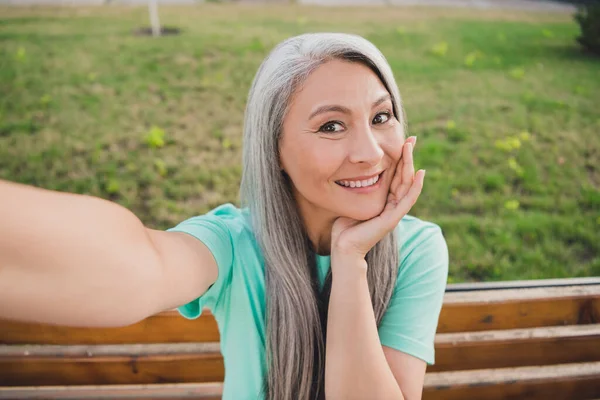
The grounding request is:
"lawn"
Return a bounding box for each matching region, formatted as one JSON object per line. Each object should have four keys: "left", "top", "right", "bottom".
{"left": 0, "top": 4, "right": 598, "bottom": 282}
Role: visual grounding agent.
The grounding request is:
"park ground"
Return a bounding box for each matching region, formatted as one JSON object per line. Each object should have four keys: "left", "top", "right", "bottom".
{"left": 0, "top": 4, "right": 598, "bottom": 282}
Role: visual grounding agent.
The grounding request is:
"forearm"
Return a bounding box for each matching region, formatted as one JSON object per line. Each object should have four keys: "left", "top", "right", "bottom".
{"left": 0, "top": 179, "right": 160, "bottom": 326}
{"left": 325, "top": 258, "right": 404, "bottom": 400}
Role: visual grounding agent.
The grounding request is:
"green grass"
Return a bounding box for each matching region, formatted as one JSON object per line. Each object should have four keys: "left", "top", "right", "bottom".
{"left": 1, "top": 5, "right": 598, "bottom": 282}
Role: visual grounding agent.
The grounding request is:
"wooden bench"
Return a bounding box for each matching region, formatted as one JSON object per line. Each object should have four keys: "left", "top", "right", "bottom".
{"left": 1, "top": 277, "right": 600, "bottom": 399}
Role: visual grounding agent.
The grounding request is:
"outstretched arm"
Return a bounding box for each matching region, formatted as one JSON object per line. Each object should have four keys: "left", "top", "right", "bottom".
{"left": 0, "top": 180, "right": 218, "bottom": 327}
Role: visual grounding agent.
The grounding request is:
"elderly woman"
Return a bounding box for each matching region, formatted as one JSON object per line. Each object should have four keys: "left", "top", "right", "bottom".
{"left": 0, "top": 33, "right": 448, "bottom": 400}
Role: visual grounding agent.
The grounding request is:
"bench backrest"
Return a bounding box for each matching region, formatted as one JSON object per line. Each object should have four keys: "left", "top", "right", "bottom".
{"left": 1, "top": 278, "right": 600, "bottom": 399}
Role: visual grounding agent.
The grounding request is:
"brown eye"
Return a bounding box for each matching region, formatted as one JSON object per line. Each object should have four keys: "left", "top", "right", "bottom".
{"left": 319, "top": 121, "right": 344, "bottom": 134}
{"left": 373, "top": 112, "right": 391, "bottom": 125}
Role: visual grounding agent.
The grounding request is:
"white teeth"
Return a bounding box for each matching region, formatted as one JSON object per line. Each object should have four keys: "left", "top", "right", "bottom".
{"left": 337, "top": 174, "right": 381, "bottom": 188}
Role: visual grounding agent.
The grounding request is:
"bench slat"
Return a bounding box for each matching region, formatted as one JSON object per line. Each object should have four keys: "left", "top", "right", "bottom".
{"left": 2, "top": 362, "right": 599, "bottom": 399}
{"left": 3, "top": 324, "right": 599, "bottom": 384}
{"left": 424, "top": 361, "right": 600, "bottom": 400}
{"left": 0, "top": 343, "right": 224, "bottom": 386}
{"left": 439, "top": 285, "right": 600, "bottom": 333}
{"left": 431, "top": 324, "right": 600, "bottom": 372}
{"left": 446, "top": 277, "right": 600, "bottom": 292}
{"left": 2, "top": 285, "right": 598, "bottom": 345}
{"left": 0, "top": 343, "right": 220, "bottom": 357}
{"left": 0, "top": 383, "right": 222, "bottom": 399}
{"left": 0, "top": 312, "right": 219, "bottom": 345}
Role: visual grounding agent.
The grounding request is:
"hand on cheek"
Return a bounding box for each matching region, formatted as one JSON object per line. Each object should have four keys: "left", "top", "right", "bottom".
{"left": 388, "top": 135, "right": 419, "bottom": 205}
{"left": 331, "top": 136, "right": 425, "bottom": 265}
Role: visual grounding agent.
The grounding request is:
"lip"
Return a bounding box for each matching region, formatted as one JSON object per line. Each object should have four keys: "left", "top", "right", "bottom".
{"left": 335, "top": 171, "right": 383, "bottom": 182}
{"left": 334, "top": 170, "right": 385, "bottom": 193}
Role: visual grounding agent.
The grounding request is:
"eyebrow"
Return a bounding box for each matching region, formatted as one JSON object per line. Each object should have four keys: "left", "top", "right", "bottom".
{"left": 308, "top": 93, "right": 392, "bottom": 121}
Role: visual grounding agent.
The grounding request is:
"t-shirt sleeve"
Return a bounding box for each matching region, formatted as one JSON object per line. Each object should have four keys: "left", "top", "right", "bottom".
{"left": 378, "top": 222, "right": 449, "bottom": 365}
{"left": 166, "top": 213, "right": 234, "bottom": 320}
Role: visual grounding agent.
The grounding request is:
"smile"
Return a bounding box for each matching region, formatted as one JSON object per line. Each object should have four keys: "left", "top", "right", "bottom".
{"left": 334, "top": 171, "right": 384, "bottom": 190}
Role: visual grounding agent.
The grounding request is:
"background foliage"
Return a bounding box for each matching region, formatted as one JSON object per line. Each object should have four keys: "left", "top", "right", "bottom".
{"left": 1, "top": 5, "right": 598, "bottom": 282}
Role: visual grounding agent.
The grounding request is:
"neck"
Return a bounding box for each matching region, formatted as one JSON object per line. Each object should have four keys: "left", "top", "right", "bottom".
{"left": 308, "top": 216, "right": 335, "bottom": 256}
{"left": 294, "top": 196, "right": 337, "bottom": 257}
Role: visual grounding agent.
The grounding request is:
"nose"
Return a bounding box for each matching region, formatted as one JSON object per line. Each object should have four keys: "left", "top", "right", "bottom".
{"left": 347, "top": 125, "right": 385, "bottom": 166}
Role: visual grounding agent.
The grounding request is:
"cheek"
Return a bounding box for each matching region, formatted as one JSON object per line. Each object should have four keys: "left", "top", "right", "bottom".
{"left": 299, "top": 146, "right": 344, "bottom": 190}
{"left": 383, "top": 130, "right": 405, "bottom": 163}
{"left": 283, "top": 140, "right": 342, "bottom": 188}
{"left": 313, "top": 144, "right": 344, "bottom": 174}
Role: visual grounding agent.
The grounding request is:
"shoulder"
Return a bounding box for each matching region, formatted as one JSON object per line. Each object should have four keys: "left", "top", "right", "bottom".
{"left": 396, "top": 214, "right": 447, "bottom": 256}
{"left": 171, "top": 203, "right": 252, "bottom": 236}
{"left": 204, "top": 203, "right": 248, "bottom": 224}
{"left": 166, "top": 204, "right": 256, "bottom": 263}
{"left": 394, "top": 214, "right": 449, "bottom": 288}
{"left": 397, "top": 214, "right": 443, "bottom": 241}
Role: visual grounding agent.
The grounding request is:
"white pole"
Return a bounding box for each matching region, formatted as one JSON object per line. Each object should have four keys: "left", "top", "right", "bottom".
{"left": 148, "top": 0, "right": 161, "bottom": 37}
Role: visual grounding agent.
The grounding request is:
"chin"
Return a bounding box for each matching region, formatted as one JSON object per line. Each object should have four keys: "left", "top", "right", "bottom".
{"left": 340, "top": 202, "right": 386, "bottom": 221}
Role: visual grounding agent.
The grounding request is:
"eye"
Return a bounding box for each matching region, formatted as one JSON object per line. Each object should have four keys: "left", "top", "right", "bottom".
{"left": 373, "top": 111, "right": 391, "bottom": 125}
{"left": 318, "top": 121, "right": 344, "bottom": 134}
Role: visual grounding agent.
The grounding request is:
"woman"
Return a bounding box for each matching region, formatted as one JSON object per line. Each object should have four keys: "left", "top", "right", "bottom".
{"left": 0, "top": 33, "right": 448, "bottom": 400}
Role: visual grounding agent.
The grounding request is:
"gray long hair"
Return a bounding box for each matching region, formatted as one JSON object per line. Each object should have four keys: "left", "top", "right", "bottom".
{"left": 240, "top": 32, "right": 405, "bottom": 400}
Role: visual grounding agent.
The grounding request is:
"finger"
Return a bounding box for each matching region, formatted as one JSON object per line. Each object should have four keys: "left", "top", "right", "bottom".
{"left": 390, "top": 136, "right": 415, "bottom": 193}
{"left": 389, "top": 145, "right": 405, "bottom": 194}
{"left": 354, "top": 204, "right": 401, "bottom": 249}
{"left": 367, "top": 170, "right": 424, "bottom": 236}
{"left": 395, "top": 169, "right": 425, "bottom": 215}
{"left": 395, "top": 141, "right": 415, "bottom": 200}
{"left": 360, "top": 167, "right": 424, "bottom": 249}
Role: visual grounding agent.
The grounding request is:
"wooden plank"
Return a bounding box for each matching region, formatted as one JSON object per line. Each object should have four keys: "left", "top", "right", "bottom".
{"left": 0, "top": 343, "right": 220, "bottom": 357}
{"left": 2, "top": 285, "right": 599, "bottom": 344}
{"left": 438, "top": 285, "right": 600, "bottom": 333}
{"left": 431, "top": 324, "right": 600, "bottom": 372}
{"left": 3, "top": 362, "right": 599, "bottom": 399}
{"left": 0, "top": 311, "right": 220, "bottom": 345}
{"left": 443, "top": 285, "right": 600, "bottom": 304}
{"left": 0, "top": 344, "right": 224, "bottom": 386}
{"left": 0, "top": 383, "right": 223, "bottom": 399}
{"left": 3, "top": 324, "right": 598, "bottom": 383}
{"left": 446, "top": 277, "right": 600, "bottom": 292}
{"left": 424, "top": 361, "right": 600, "bottom": 400}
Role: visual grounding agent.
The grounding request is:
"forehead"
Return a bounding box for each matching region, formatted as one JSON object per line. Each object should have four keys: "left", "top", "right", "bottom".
{"left": 290, "top": 59, "right": 390, "bottom": 113}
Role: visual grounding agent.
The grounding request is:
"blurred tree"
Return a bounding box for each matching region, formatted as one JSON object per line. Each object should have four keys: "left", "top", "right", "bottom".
{"left": 575, "top": 0, "right": 600, "bottom": 55}
{"left": 148, "top": 0, "right": 161, "bottom": 37}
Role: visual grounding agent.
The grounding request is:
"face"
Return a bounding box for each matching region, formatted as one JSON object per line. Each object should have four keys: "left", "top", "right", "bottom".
{"left": 279, "top": 59, "right": 405, "bottom": 223}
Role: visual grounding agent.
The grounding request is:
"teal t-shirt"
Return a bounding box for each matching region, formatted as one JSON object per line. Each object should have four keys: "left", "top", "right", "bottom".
{"left": 167, "top": 203, "right": 449, "bottom": 400}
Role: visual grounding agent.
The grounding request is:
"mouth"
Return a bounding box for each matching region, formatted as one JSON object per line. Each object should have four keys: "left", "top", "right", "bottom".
{"left": 334, "top": 171, "right": 385, "bottom": 192}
